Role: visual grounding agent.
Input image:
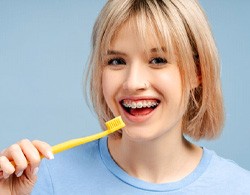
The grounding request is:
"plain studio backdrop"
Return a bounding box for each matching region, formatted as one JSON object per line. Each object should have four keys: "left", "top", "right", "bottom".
{"left": 0, "top": 0, "right": 249, "bottom": 170}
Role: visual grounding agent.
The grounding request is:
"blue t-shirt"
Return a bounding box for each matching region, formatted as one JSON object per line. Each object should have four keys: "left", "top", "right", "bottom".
{"left": 32, "top": 137, "right": 250, "bottom": 194}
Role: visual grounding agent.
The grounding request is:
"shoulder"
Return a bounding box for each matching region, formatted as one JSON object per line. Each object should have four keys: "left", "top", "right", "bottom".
{"left": 202, "top": 148, "right": 250, "bottom": 190}
{"left": 209, "top": 149, "right": 250, "bottom": 177}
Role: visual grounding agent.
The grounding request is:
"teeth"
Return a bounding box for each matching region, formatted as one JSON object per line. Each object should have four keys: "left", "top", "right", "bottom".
{"left": 137, "top": 102, "right": 143, "bottom": 108}
{"left": 122, "top": 100, "right": 159, "bottom": 109}
{"left": 132, "top": 102, "right": 136, "bottom": 109}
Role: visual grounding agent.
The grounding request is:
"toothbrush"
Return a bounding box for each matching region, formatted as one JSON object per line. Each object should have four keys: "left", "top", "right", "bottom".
{"left": 10, "top": 116, "right": 125, "bottom": 165}
{"left": 51, "top": 116, "right": 125, "bottom": 155}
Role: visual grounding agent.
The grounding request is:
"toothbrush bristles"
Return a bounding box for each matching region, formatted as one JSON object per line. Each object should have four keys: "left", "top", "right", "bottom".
{"left": 105, "top": 116, "right": 125, "bottom": 130}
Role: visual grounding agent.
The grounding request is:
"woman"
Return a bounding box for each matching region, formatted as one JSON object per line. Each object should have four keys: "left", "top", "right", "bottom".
{"left": 0, "top": 0, "right": 249, "bottom": 194}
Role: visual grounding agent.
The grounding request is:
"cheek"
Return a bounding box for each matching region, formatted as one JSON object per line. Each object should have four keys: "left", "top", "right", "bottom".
{"left": 102, "top": 69, "right": 124, "bottom": 95}
{"left": 156, "top": 70, "right": 183, "bottom": 106}
{"left": 102, "top": 69, "right": 121, "bottom": 113}
{"left": 102, "top": 70, "right": 112, "bottom": 103}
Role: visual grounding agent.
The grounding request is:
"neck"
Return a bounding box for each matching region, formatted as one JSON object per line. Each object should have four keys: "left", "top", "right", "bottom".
{"left": 108, "top": 131, "right": 202, "bottom": 183}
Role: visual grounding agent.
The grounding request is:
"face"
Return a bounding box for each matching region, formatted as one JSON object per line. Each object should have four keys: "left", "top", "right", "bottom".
{"left": 102, "top": 22, "right": 187, "bottom": 142}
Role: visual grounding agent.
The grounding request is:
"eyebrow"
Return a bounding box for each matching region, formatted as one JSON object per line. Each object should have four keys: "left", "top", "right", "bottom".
{"left": 106, "top": 50, "right": 127, "bottom": 56}
{"left": 106, "top": 47, "right": 167, "bottom": 56}
{"left": 150, "top": 47, "right": 167, "bottom": 53}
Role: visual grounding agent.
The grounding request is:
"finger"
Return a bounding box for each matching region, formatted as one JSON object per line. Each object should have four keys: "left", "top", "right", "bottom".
{"left": 0, "top": 148, "right": 6, "bottom": 155}
{"left": 3, "top": 143, "right": 28, "bottom": 177}
{"left": 32, "top": 140, "right": 54, "bottom": 160}
{"left": 17, "top": 139, "right": 41, "bottom": 173}
{"left": 17, "top": 139, "right": 53, "bottom": 177}
{"left": 0, "top": 156, "right": 15, "bottom": 179}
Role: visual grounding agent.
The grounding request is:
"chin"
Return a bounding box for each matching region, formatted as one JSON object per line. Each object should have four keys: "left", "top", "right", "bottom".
{"left": 122, "top": 125, "right": 161, "bottom": 143}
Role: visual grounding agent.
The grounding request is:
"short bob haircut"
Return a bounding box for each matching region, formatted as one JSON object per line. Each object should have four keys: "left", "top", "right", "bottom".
{"left": 85, "top": 0, "right": 224, "bottom": 140}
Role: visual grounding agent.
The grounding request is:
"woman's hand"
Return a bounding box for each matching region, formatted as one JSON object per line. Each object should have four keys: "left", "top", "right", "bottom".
{"left": 0, "top": 139, "right": 54, "bottom": 195}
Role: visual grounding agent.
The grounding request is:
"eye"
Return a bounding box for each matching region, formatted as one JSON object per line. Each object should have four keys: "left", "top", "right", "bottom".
{"left": 107, "top": 58, "right": 126, "bottom": 65}
{"left": 150, "top": 57, "right": 168, "bottom": 65}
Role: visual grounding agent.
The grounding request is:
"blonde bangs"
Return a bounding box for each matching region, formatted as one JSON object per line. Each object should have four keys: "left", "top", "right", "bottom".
{"left": 100, "top": 0, "right": 176, "bottom": 63}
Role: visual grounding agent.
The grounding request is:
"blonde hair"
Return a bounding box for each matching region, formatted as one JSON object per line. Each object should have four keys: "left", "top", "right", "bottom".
{"left": 85, "top": 0, "right": 224, "bottom": 140}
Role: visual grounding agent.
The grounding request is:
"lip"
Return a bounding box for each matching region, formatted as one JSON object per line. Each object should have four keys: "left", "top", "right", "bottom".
{"left": 118, "top": 96, "right": 160, "bottom": 123}
{"left": 119, "top": 96, "right": 160, "bottom": 101}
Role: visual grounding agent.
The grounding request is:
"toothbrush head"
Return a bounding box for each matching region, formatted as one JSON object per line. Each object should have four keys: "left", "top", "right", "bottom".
{"left": 105, "top": 116, "right": 125, "bottom": 133}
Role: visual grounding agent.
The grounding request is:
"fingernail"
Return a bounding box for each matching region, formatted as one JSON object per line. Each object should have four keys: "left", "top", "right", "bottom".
{"left": 16, "top": 170, "right": 23, "bottom": 177}
{"left": 3, "top": 172, "right": 10, "bottom": 179}
{"left": 47, "top": 151, "right": 54, "bottom": 160}
{"left": 32, "top": 167, "right": 39, "bottom": 175}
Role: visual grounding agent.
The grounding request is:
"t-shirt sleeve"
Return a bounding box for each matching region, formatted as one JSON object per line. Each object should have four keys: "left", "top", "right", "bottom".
{"left": 31, "top": 159, "right": 53, "bottom": 194}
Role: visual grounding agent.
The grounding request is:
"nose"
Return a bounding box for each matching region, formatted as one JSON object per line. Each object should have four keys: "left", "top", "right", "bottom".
{"left": 122, "top": 63, "right": 149, "bottom": 92}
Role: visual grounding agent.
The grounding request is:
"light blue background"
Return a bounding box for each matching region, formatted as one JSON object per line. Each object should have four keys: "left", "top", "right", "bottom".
{"left": 0, "top": 1, "right": 249, "bottom": 170}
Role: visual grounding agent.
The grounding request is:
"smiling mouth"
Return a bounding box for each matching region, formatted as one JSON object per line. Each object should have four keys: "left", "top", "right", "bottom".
{"left": 120, "top": 99, "right": 160, "bottom": 116}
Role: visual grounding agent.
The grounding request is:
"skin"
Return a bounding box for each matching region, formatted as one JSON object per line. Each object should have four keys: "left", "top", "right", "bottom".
{"left": 0, "top": 139, "right": 53, "bottom": 195}
{"left": 102, "top": 22, "right": 203, "bottom": 183}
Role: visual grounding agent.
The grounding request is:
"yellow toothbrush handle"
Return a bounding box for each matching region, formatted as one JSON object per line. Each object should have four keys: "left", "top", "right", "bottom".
{"left": 52, "top": 130, "right": 111, "bottom": 155}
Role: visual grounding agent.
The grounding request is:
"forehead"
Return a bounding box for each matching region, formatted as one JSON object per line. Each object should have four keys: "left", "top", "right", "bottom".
{"left": 106, "top": 17, "right": 172, "bottom": 57}
{"left": 110, "top": 21, "right": 155, "bottom": 49}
